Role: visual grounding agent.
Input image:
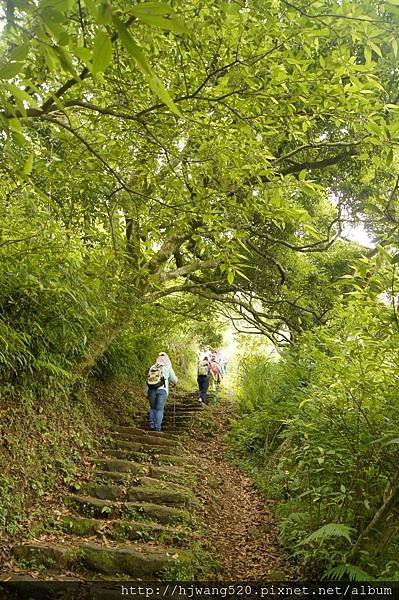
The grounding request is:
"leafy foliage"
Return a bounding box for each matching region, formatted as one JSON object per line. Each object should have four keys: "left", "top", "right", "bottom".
{"left": 1, "top": 0, "right": 399, "bottom": 576}
{"left": 302, "top": 524, "right": 354, "bottom": 545}
{"left": 324, "top": 563, "right": 371, "bottom": 582}
{"left": 233, "top": 252, "right": 399, "bottom": 577}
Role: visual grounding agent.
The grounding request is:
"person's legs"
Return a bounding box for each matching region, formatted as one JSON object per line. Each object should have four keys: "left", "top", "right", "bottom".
{"left": 198, "top": 375, "right": 209, "bottom": 402}
{"left": 204, "top": 375, "right": 210, "bottom": 403}
{"left": 153, "top": 388, "right": 168, "bottom": 432}
{"left": 147, "top": 389, "right": 157, "bottom": 429}
{"left": 197, "top": 375, "right": 204, "bottom": 402}
{"left": 209, "top": 374, "right": 216, "bottom": 393}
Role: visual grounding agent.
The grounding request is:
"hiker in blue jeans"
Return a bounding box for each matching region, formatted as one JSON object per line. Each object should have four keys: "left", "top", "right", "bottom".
{"left": 146, "top": 352, "right": 178, "bottom": 432}
{"left": 197, "top": 354, "right": 210, "bottom": 404}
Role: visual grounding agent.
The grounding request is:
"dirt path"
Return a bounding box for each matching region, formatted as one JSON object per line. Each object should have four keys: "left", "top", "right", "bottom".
{"left": 187, "top": 403, "right": 291, "bottom": 580}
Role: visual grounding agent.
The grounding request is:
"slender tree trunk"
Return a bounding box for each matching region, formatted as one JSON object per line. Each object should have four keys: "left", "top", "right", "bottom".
{"left": 349, "top": 478, "right": 399, "bottom": 562}
{"left": 72, "top": 317, "right": 127, "bottom": 379}
{"left": 72, "top": 272, "right": 144, "bottom": 379}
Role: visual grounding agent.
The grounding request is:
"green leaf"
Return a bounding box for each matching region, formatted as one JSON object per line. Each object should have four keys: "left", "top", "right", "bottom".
{"left": 40, "top": 0, "right": 73, "bottom": 10}
{"left": 129, "top": 2, "right": 176, "bottom": 16}
{"left": 369, "top": 42, "right": 382, "bottom": 58}
{"left": 97, "top": 1, "right": 113, "bottom": 25}
{"left": 22, "top": 153, "right": 34, "bottom": 175}
{"left": 227, "top": 270, "right": 234, "bottom": 284}
{"left": 54, "top": 47, "right": 78, "bottom": 77}
{"left": 114, "top": 17, "right": 180, "bottom": 115}
{"left": 148, "top": 76, "right": 180, "bottom": 115}
{"left": 324, "top": 564, "right": 371, "bottom": 581}
{"left": 41, "top": 7, "right": 70, "bottom": 45}
{"left": 382, "top": 437, "right": 399, "bottom": 446}
{"left": 43, "top": 46, "right": 58, "bottom": 72}
{"left": 6, "top": 84, "right": 40, "bottom": 110}
{"left": 129, "top": 3, "right": 188, "bottom": 33}
{"left": 114, "top": 17, "right": 152, "bottom": 75}
{"left": 92, "top": 30, "right": 113, "bottom": 74}
{"left": 367, "top": 121, "right": 382, "bottom": 136}
{"left": 391, "top": 253, "right": 399, "bottom": 264}
{"left": 302, "top": 523, "right": 354, "bottom": 544}
{"left": 73, "top": 47, "right": 92, "bottom": 62}
{"left": 9, "top": 44, "right": 30, "bottom": 62}
{"left": 0, "top": 63, "right": 23, "bottom": 79}
{"left": 135, "top": 14, "right": 188, "bottom": 33}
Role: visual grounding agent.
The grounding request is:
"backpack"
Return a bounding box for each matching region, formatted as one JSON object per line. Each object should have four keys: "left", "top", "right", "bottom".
{"left": 198, "top": 359, "right": 209, "bottom": 376}
{"left": 147, "top": 363, "right": 166, "bottom": 390}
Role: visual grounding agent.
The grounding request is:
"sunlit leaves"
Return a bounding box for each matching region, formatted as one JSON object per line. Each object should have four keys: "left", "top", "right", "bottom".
{"left": 22, "top": 154, "right": 34, "bottom": 175}
{"left": 0, "top": 62, "right": 24, "bottom": 79}
{"left": 129, "top": 2, "right": 188, "bottom": 33}
{"left": 113, "top": 16, "right": 180, "bottom": 114}
{"left": 91, "top": 30, "right": 113, "bottom": 74}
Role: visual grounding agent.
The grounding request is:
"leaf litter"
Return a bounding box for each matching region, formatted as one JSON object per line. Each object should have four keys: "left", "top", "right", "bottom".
{"left": 187, "top": 403, "right": 292, "bottom": 580}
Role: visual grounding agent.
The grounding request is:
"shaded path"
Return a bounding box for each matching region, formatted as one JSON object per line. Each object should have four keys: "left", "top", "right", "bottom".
{"left": 187, "top": 404, "right": 291, "bottom": 580}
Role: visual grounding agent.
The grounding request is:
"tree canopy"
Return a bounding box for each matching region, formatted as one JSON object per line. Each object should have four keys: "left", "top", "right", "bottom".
{"left": 1, "top": 0, "right": 398, "bottom": 366}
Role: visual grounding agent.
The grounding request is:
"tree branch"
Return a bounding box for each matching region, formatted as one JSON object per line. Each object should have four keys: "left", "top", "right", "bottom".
{"left": 158, "top": 258, "right": 220, "bottom": 282}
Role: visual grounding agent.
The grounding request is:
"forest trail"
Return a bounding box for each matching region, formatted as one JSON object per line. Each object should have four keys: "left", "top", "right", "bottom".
{"left": 0, "top": 393, "right": 289, "bottom": 597}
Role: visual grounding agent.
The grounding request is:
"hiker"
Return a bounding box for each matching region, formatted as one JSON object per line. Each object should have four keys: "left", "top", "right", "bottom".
{"left": 209, "top": 356, "right": 223, "bottom": 392}
{"left": 197, "top": 354, "right": 211, "bottom": 404}
{"left": 219, "top": 350, "right": 227, "bottom": 375}
{"left": 146, "top": 352, "right": 177, "bottom": 432}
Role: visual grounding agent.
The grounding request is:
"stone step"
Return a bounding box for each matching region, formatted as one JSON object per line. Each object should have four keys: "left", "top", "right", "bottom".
{"left": 111, "top": 431, "right": 177, "bottom": 448}
{"left": 162, "top": 419, "right": 192, "bottom": 427}
{"left": 166, "top": 405, "right": 204, "bottom": 412}
{"left": 80, "top": 483, "right": 124, "bottom": 501}
{"left": 81, "top": 542, "right": 192, "bottom": 577}
{"left": 97, "top": 465, "right": 189, "bottom": 488}
{"left": 108, "top": 439, "right": 179, "bottom": 456}
{"left": 113, "top": 426, "right": 179, "bottom": 439}
{"left": 12, "top": 542, "right": 191, "bottom": 578}
{"left": 127, "top": 486, "right": 196, "bottom": 508}
{"left": 138, "top": 476, "right": 187, "bottom": 491}
{"left": 148, "top": 465, "right": 190, "bottom": 485}
{"left": 95, "top": 458, "right": 145, "bottom": 474}
{"left": 162, "top": 413, "right": 192, "bottom": 420}
{"left": 13, "top": 543, "right": 74, "bottom": 569}
{"left": 96, "top": 470, "right": 131, "bottom": 484}
{"left": 80, "top": 483, "right": 194, "bottom": 507}
{"left": 161, "top": 428, "right": 189, "bottom": 434}
{"left": 64, "top": 495, "right": 190, "bottom": 525}
{"left": 104, "top": 449, "right": 190, "bottom": 466}
{"left": 0, "top": 574, "right": 83, "bottom": 599}
{"left": 59, "top": 516, "right": 191, "bottom": 546}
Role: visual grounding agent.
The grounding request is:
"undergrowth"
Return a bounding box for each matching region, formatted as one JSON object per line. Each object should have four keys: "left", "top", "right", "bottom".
{"left": 230, "top": 298, "right": 399, "bottom": 580}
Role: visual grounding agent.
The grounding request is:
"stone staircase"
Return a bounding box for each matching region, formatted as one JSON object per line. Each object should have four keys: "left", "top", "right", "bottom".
{"left": 1, "top": 396, "right": 206, "bottom": 595}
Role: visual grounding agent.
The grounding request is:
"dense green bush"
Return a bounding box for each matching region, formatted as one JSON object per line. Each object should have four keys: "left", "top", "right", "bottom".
{"left": 0, "top": 230, "right": 111, "bottom": 391}
{"left": 232, "top": 290, "right": 399, "bottom": 579}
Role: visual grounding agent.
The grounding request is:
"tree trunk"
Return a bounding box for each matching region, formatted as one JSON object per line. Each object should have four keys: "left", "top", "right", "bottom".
{"left": 349, "top": 478, "right": 399, "bottom": 562}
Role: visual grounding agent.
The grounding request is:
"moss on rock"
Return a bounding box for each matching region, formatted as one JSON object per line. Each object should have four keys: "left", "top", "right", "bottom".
{"left": 127, "top": 486, "right": 197, "bottom": 508}
{"left": 80, "top": 483, "right": 123, "bottom": 501}
{"left": 79, "top": 543, "right": 192, "bottom": 577}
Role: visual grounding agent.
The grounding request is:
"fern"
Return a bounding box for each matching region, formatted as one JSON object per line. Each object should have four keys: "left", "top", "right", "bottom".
{"left": 284, "top": 511, "right": 309, "bottom": 523}
{"left": 301, "top": 523, "right": 354, "bottom": 545}
{"left": 323, "top": 563, "right": 371, "bottom": 581}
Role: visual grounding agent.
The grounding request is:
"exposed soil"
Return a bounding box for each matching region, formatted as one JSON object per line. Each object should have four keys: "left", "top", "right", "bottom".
{"left": 187, "top": 402, "right": 292, "bottom": 580}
